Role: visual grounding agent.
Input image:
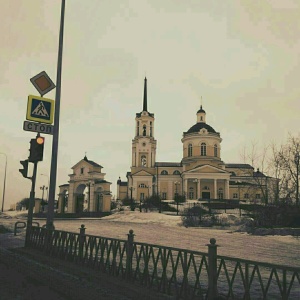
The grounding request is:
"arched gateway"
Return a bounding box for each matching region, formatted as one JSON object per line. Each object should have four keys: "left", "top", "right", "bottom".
{"left": 58, "top": 156, "right": 112, "bottom": 213}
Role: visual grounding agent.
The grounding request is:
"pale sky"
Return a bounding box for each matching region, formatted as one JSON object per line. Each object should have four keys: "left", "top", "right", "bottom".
{"left": 1, "top": 0, "right": 300, "bottom": 209}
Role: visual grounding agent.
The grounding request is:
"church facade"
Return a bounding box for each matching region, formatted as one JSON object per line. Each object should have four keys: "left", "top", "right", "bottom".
{"left": 117, "top": 78, "right": 272, "bottom": 203}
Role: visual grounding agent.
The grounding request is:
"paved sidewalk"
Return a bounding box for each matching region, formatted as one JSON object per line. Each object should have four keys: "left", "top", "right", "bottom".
{"left": 0, "top": 231, "right": 25, "bottom": 249}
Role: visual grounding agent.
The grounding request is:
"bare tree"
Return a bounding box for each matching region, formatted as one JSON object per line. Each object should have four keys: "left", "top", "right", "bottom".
{"left": 267, "top": 142, "right": 290, "bottom": 203}
{"left": 277, "top": 134, "right": 300, "bottom": 205}
{"left": 240, "top": 141, "right": 270, "bottom": 204}
{"left": 240, "top": 135, "right": 300, "bottom": 205}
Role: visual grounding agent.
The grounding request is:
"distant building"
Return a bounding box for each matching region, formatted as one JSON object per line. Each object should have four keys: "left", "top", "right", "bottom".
{"left": 117, "top": 78, "right": 275, "bottom": 203}
{"left": 58, "top": 156, "right": 112, "bottom": 213}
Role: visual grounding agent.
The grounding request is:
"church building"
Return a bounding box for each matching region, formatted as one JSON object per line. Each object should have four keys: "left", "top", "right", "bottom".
{"left": 57, "top": 156, "right": 112, "bottom": 213}
{"left": 117, "top": 78, "right": 272, "bottom": 203}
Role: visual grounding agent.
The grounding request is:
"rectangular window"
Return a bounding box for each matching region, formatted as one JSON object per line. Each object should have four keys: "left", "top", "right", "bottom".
{"left": 140, "top": 193, "right": 145, "bottom": 201}
{"left": 233, "top": 193, "right": 238, "bottom": 199}
{"left": 244, "top": 193, "right": 249, "bottom": 199}
{"left": 162, "top": 192, "right": 167, "bottom": 200}
{"left": 189, "top": 192, "right": 194, "bottom": 199}
{"left": 218, "top": 193, "right": 223, "bottom": 199}
{"left": 256, "top": 194, "right": 261, "bottom": 199}
{"left": 80, "top": 167, "right": 84, "bottom": 174}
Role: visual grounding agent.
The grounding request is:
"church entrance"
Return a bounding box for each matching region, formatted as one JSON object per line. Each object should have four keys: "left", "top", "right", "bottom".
{"left": 75, "top": 183, "right": 88, "bottom": 213}
{"left": 202, "top": 192, "right": 210, "bottom": 199}
{"left": 76, "top": 194, "right": 84, "bottom": 213}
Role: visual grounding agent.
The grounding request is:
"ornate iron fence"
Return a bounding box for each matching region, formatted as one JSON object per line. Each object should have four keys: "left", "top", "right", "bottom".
{"left": 27, "top": 225, "right": 300, "bottom": 299}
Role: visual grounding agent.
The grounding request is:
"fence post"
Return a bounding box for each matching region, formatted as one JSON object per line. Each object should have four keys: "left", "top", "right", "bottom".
{"left": 79, "top": 224, "right": 86, "bottom": 261}
{"left": 207, "top": 238, "right": 218, "bottom": 299}
{"left": 44, "top": 228, "right": 52, "bottom": 253}
{"left": 126, "top": 229, "right": 135, "bottom": 279}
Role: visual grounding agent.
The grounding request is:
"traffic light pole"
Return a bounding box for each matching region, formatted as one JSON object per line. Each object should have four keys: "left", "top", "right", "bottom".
{"left": 25, "top": 161, "right": 38, "bottom": 247}
{"left": 46, "top": 0, "right": 66, "bottom": 230}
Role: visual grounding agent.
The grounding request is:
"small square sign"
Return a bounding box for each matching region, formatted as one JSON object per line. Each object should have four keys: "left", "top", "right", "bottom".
{"left": 26, "top": 95, "right": 55, "bottom": 124}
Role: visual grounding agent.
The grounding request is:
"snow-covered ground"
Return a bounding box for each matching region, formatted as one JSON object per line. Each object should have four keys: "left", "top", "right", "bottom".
{"left": 1, "top": 210, "right": 300, "bottom": 267}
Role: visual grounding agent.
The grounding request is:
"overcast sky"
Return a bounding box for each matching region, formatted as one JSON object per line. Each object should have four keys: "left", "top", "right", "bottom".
{"left": 1, "top": 0, "right": 300, "bottom": 209}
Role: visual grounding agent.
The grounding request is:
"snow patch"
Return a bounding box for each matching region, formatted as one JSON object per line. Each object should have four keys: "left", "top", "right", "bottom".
{"left": 102, "top": 211, "right": 182, "bottom": 226}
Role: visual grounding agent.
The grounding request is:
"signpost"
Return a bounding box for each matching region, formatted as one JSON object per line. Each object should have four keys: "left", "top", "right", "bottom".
{"left": 22, "top": 0, "right": 66, "bottom": 232}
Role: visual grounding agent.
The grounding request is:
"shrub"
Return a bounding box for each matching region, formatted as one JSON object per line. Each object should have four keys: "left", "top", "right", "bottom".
{"left": 111, "top": 201, "right": 118, "bottom": 210}
{"left": 160, "top": 202, "right": 177, "bottom": 212}
{"left": 182, "top": 206, "right": 210, "bottom": 227}
{"left": 252, "top": 202, "right": 300, "bottom": 228}
{"left": 122, "top": 197, "right": 136, "bottom": 211}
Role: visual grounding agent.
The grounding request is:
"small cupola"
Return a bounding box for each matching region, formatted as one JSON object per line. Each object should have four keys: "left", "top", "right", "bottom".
{"left": 197, "top": 105, "right": 206, "bottom": 123}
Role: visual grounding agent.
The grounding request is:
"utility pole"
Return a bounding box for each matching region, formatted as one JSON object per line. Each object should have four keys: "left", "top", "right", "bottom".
{"left": 47, "top": 0, "right": 66, "bottom": 229}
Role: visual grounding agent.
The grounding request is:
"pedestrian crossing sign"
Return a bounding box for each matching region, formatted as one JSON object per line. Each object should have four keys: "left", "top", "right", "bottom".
{"left": 26, "top": 95, "right": 55, "bottom": 124}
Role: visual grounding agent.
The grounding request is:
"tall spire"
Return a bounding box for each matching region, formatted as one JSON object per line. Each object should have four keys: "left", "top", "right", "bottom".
{"left": 143, "top": 77, "right": 147, "bottom": 112}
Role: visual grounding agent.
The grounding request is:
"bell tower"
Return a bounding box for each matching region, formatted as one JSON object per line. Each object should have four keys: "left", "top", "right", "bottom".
{"left": 131, "top": 78, "right": 157, "bottom": 171}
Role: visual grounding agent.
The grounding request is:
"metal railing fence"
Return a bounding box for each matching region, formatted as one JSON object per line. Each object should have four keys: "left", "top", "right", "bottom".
{"left": 27, "top": 226, "right": 300, "bottom": 299}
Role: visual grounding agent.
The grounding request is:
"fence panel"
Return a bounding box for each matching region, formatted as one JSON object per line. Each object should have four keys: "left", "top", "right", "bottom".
{"left": 27, "top": 226, "right": 300, "bottom": 299}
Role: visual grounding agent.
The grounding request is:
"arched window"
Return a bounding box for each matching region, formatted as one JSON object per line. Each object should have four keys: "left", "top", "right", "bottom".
{"left": 214, "top": 144, "right": 218, "bottom": 157}
{"left": 137, "top": 121, "right": 139, "bottom": 136}
{"left": 201, "top": 143, "right": 206, "bottom": 156}
{"left": 143, "top": 125, "right": 146, "bottom": 136}
{"left": 150, "top": 121, "right": 152, "bottom": 137}
{"left": 188, "top": 144, "right": 193, "bottom": 157}
{"left": 173, "top": 170, "right": 180, "bottom": 175}
{"left": 141, "top": 155, "right": 147, "bottom": 167}
{"left": 161, "top": 170, "right": 168, "bottom": 175}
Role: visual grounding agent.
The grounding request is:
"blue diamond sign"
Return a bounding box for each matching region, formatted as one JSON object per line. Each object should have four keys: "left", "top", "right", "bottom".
{"left": 26, "top": 95, "right": 55, "bottom": 124}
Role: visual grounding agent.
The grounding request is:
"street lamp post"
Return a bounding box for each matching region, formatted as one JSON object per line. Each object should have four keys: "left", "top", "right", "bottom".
{"left": 175, "top": 181, "right": 180, "bottom": 216}
{"left": 40, "top": 185, "right": 48, "bottom": 202}
{"left": 40, "top": 185, "right": 48, "bottom": 212}
{"left": 129, "top": 186, "right": 135, "bottom": 210}
{"left": 0, "top": 153, "right": 7, "bottom": 212}
{"left": 41, "top": 173, "right": 50, "bottom": 202}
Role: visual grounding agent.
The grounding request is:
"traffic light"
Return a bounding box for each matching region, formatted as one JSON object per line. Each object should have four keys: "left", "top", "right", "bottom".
{"left": 19, "top": 160, "right": 29, "bottom": 178}
{"left": 29, "top": 136, "right": 45, "bottom": 162}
